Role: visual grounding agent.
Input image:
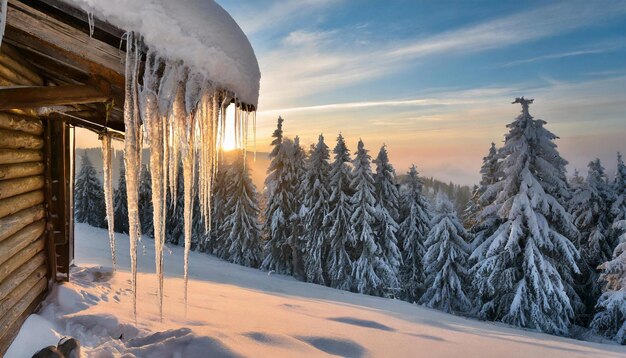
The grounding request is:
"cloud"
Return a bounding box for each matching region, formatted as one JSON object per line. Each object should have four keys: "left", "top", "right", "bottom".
{"left": 387, "top": 0, "right": 626, "bottom": 60}
{"left": 256, "top": 0, "right": 626, "bottom": 111}
{"left": 499, "top": 45, "right": 623, "bottom": 68}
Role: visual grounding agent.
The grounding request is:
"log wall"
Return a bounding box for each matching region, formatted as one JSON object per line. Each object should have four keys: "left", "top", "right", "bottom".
{"left": 0, "top": 43, "right": 50, "bottom": 355}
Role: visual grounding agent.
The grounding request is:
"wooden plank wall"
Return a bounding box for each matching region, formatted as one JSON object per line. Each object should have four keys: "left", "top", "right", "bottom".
{"left": 0, "top": 44, "right": 50, "bottom": 355}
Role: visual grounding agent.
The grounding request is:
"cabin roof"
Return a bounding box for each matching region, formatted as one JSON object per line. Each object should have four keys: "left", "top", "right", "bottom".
{"left": 1, "top": 0, "right": 260, "bottom": 134}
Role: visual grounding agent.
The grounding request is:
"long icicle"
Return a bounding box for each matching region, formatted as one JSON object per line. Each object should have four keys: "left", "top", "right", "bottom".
{"left": 123, "top": 32, "right": 142, "bottom": 321}
{"left": 100, "top": 132, "right": 116, "bottom": 270}
{"left": 142, "top": 52, "right": 167, "bottom": 321}
{"left": 182, "top": 109, "right": 195, "bottom": 310}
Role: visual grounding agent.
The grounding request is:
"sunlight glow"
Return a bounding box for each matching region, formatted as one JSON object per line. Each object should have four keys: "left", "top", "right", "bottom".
{"left": 221, "top": 105, "right": 237, "bottom": 151}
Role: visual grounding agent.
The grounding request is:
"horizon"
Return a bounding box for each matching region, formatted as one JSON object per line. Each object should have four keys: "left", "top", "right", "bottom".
{"left": 76, "top": 0, "right": 626, "bottom": 186}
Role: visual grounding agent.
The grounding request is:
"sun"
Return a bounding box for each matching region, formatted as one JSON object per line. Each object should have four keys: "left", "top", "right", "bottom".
{"left": 221, "top": 105, "right": 237, "bottom": 151}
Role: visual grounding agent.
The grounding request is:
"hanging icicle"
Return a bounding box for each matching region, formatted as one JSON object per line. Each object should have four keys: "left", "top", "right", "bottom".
{"left": 182, "top": 106, "right": 195, "bottom": 308}
{"left": 0, "top": 0, "right": 7, "bottom": 47}
{"left": 123, "top": 31, "right": 142, "bottom": 321}
{"left": 120, "top": 41, "right": 257, "bottom": 320}
{"left": 100, "top": 132, "right": 116, "bottom": 270}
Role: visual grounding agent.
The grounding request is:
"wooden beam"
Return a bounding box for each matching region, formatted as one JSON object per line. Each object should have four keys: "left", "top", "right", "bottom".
{"left": 0, "top": 83, "right": 111, "bottom": 110}
{"left": 0, "top": 149, "right": 43, "bottom": 164}
{"left": 0, "top": 264, "right": 45, "bottom": 318}
{"left": 0, "top": 190, "right": 44, "bottom": 219}
{"left": 0, "top": 162, "right": 44, "bottom": 180}
{"left": 0, "top": 112, "right": 43, "bottom": 135}
{"left": 0, "top": 283, "right": 46, "bottom": 356}
{"left": 0, "top": 252, "right": 45, "bottom": 302}
{"left": 6, "top": 0, "right": 125, "bottom": 75}
{"left": 0, "top": 204, "right": 45, "bottom": 241}
{"left": 0, "top": 220, "right": 45, "bottom": 266}
{"left": 0, "top": 129, "right": 44, "bottom": 150}
{"left": 0, "top": 239, "right": 44, "bottom": 291}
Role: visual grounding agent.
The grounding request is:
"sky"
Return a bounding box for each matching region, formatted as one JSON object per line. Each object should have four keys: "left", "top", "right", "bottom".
{"left": 76, "top": 0, "right": 626, "bottom": 186}
{"left": 217, "top": 0, "right": 626, "bottom": 185}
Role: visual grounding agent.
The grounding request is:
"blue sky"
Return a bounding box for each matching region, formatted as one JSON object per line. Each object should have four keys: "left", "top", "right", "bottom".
{"left": 163, "top": 1, "right": 626, "bottom": 184}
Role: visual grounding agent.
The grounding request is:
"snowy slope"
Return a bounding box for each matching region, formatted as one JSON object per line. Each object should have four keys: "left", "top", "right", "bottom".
{"left": 7, "top": 224, "right": 626, "bottom": 357}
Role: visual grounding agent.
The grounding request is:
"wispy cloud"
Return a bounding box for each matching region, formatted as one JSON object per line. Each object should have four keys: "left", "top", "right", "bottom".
{"left": 499, "top": 46, "right": 623, "bottom": 68}
{"left": 259, "top": 98, "right": 478, "bottom": 115}
{"left": 387, "top": 0, "right": 626, "bottom": 60}
{"left": 256, "top": 0, "right": 626, "bottom": 110}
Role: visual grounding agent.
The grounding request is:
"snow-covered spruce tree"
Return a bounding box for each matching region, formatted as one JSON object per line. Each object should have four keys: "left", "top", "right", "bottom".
{"left": 590, "top": 153, "right": 626, "bottom": 343}
{"left": 473, "top": 98, "right": 580, "bottom": 335}
{"left": 420, "top": 192, "right": 471, "bottom": 313}
{"left": 75, "top": 152, "right": 106, "bottom": 228}
{"left": 138, "top": 164, "right": 154, "bottom": 238}
{"left": 204, "top": 161, "right": 230, "bottom": 254}
{"left": 610, "top": 153, "right": 626, "bottom": 252}
{"left": 591, "top": 219, "right": 626, "bottom": 343}
{"left": 569, "top": 169, "right": 585, "bottom": 191}
{"left": 398, "top": 165, "right": 431, "bottom": 302}
{"left": 350, "top": 139, "right": 383, "bottom": 295}
{"left": 372, "top": 145, "right": 402, "bottom": 296}
{"left": 166, "top": 163, "right": 184, "bottom": 245}
{"left": 113, "top": 157, "right": 129, "bottom": 233}
{"left": 220, "top": 153, "right": 263, "bottom": 267}
{"left": 464, "top": 143, "right": 499, "bottom": 229}
{"left": 324, "top": 134, "right": 354, "bottom": 290}
{"left": 300, "top": 134, "right": 331, "bottom": 285}
{"left": 262, "top": 117, "right": 298, "bottom": 274}
{"left": 287, "top": 136, "right": 307, "bottom": 280}
{"left": 212, "top": 162, "right": 236, "bottom": 259}
{"left": 570, "top": 158, "right": 614, "bottom": 320}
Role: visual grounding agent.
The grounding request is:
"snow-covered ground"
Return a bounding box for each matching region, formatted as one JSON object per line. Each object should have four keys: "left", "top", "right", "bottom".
{"left": 7, "top": 224, "right": 626, "bottom": 357}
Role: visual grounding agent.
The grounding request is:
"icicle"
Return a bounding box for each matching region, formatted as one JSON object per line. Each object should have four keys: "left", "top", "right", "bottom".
{"left": 141, "top": 50, "right": 167, "bottom": 321}
{"left": 252, "top": 111, "right": 257, "bottom": 161}
{"left": 123, "top": 32, "right": 142, "bottom": 321}
{"left": 87, "top": 12, "right": 95, "bottom": 37}
{"left": 0, "top": 0, "right": 7, "bottom": 47}
{"left": 182, "top": 109, "right": 195, "bottom": 309}
{"left": 100, "top": 132, "right": 116, "bottom": 270}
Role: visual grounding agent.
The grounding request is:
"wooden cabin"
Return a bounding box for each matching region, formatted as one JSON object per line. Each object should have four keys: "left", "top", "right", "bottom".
{"left": 0, "top": 0, "right": 261, "bottom": 352}
{"left": 0, "top": 0, "right": 128, "bottom": 353}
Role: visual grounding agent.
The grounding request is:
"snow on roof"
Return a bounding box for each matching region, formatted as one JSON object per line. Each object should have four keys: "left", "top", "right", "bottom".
{"left": 62, "top": 0, "right": 260, "bottom": 107}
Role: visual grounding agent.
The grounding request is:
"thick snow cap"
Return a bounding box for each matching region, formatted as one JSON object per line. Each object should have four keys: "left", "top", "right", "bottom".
{"left": 63, "top": 0, "right": 260, "bottom": 107}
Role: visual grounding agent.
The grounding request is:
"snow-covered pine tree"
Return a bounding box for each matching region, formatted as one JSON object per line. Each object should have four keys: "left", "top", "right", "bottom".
{"left": 609, "top": 153, "right": 626, "bottom": 252}
{"left": 591, "top": 219, "right": 626, "bottom": 343}
{"left": 113, "top": 157, "right": 129, "bottom": 233}
{"left": 75, "top": 152, "right": 106, "bottom": 228}
{"left": 300, "top": 134, "right": 331, "bottom": 285}
{"left": 138, "top": 164, "right": 154, "bottom": 238}
{"left": 212, "top": 161, "right": 236, "bottom": 259}
{"left": 324, "top": 134, "right": 354, "bottom": 290}
{"left": 204, "top": 161, "right": 230, "bottom": 254}
{"left": 350, "top": 139, "right": 383, "bottom": 295}
{"left": 591, "top": 153, "right": 626, "bottom": 343}
{"left": 569, "top": 169, "right": 585, "bottom": 191}
{"left": 463, "top": 185, "right": 479, "bottom": 228}
{"left": 262, "top": 117, "right": 298, "bottom": 274}
{"left": 220, "top": 153, "right": 263, "bottom": 267}
{"left": 420, "top": 192, "right": 471, "bottom": 313}
{"left": 166, "top": 163, "right": 184, "bottom": 245}
{"left": 464, "top": 143, "right": 499, "bottom": 229}
{"left": 287, "top": 136, "right": 307, "bottom": 280}
{"left": 473, "top": 98, "right": 580, "bottom": 335}
{"left": 398, "top": 165, "right": 431, "bottom": 302}
{"left": 373, "top": 145, "right": 402, "bottom": 296}
{"left": 570, "top": 158, "right": 614, "bottom": 320}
